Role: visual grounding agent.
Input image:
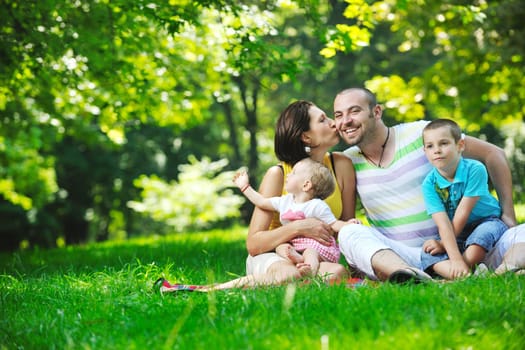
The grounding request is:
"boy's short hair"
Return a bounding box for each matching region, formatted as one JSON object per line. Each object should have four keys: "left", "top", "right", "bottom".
{"left": 299, "top": 158, "right": 335, "bottom": 200}
{"left": 423, "top": 118, "right": 462, "bottom": 142}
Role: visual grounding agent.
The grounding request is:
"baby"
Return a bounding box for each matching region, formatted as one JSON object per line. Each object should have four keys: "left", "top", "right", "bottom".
{"left": 234, "top": 157, "right": 360, "bottom": 276}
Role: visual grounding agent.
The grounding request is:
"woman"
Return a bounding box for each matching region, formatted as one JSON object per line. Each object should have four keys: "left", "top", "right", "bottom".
{"left": 158, "top": 100, "right": 357, "bottom": 292}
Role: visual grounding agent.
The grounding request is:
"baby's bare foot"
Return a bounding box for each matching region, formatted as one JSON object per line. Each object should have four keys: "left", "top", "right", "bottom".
{"left": 284, "top": 246, "right": 304, "bottom": 264}
{"left": 296, "top": 262, "right": 313, "bottom": 277}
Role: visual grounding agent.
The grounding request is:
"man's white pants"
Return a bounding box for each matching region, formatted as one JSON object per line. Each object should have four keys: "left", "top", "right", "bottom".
{"left": 338, "top": 223, "right": 525, "bottom": 279}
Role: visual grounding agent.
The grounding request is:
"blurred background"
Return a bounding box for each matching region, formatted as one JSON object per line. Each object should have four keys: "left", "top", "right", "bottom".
{"left": 1, "top": 0, "right": 523, "bottom": 251}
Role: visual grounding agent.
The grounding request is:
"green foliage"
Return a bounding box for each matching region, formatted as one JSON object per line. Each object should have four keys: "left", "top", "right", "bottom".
{"left": 323, "top": 0, "right": 525, "bottom": 206}
{"left": 321, "top": 0, "right": 375, "bottom": 58}
{"left": 1, "top": 0, "right": 524, "bottom": 249}
{"left": 326, "top": 0, "right": 525, "bottom": 131}
{"left": 1, "top": 229, "right": 524, "bottom": 349}
{"left": 503, "top": 122, "right": 525, "bottom": 203}
{"left": 365, "top": 75, "right": 426, "bottom": 122}
{"left": 128, "top": 156, "right": 245, "bottom": 233}
{"left": 0, "top": 0, "right": 331, "bottom": 248}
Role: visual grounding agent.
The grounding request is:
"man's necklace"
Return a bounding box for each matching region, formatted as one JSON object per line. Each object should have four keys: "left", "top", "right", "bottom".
{"left": 361, "top": 127, "right": 390, "bottom": 168}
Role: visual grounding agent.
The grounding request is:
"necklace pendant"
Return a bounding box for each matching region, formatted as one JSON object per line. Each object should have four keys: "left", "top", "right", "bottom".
{"left": 361, "top": 127, "right": 390, "bottom": 168}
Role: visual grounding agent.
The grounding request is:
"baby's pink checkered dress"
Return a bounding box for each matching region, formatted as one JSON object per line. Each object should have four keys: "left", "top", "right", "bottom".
{"left": 290, "top": 236, "right": 340, "bottom": 263}
{"left": 273, "top": 196, "right": 341, "bottom": 263}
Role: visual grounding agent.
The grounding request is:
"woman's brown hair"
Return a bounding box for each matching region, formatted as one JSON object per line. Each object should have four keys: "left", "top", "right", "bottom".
{"left": 274, "top": 100, "right": 313, "bottom": 165}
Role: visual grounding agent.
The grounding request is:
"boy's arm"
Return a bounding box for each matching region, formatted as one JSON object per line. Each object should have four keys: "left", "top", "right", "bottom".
{"left": 233, "top": 170, "right": 274, "bottom": 210}
{"left": 432, "top": 211, "right": 470, "bottom": 279}
{"left": 463, "top": 136, "right": 516, "bottom": 227}
{"left": 432, "top": 212, "right": 464, "bottom": 262}
{"left": 451, "top": 196, "right": 479, "bottom": 235}
{"left": 432, "top": 211, "right": 471, "bottom": 279}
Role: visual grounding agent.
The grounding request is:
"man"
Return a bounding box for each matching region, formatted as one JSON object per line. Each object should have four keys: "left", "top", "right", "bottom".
{"left": 334, "top": 87, "right": 524, "bottom": 281}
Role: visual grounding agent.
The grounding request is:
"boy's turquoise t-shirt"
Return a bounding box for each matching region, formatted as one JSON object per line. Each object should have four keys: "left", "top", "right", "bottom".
{"left": 422, "top": 157, "right": 502, "bottom": 223}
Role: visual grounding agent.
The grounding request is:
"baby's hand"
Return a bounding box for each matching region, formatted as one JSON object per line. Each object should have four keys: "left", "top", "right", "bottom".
{"left": 233, "top": 170, "right": 249, "bottom": 190}
{"left": 347, "top": 218, "right": 362, "bottom": 225}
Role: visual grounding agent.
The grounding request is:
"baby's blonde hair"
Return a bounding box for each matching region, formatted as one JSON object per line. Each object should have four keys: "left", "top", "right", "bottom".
{"left": 298, "top": 158, "right": 335, "bottom": 200}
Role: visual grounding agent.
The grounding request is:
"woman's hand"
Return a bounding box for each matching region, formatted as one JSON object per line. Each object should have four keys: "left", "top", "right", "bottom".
{"left": 291, "top": 218, "right": 335, "bottom": 246}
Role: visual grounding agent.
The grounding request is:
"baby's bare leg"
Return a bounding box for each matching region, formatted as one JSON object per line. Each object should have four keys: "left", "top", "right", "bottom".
{"left": 296, "top": 248, "right": 320, "bottom": 276}
{"left": 276, "top": 243, "right": 304, "bottom": 264}
{"left": 318, "top": 262, "right": 349, "bottom": 283}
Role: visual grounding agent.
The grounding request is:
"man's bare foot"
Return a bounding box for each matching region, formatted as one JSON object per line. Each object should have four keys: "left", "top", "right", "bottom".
{"left": 495, "top": 242, "right": 525, "bottom": 275}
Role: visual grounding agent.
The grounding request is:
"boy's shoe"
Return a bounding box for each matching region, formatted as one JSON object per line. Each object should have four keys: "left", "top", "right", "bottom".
{"left": 154, "top": 277, "right": 205, "bottom": 293}
{"left": 473, "top": 263, "right": 489, "bottom": 276}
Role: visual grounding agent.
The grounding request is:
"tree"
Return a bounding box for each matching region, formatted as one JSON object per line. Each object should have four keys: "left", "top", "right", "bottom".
{"left": 324, "top": 0, "right": 524, "bottom": 129}
{"left": 0, "top": 0, "right": 333, "bottom": 249}
{"left": 3, "top": 0, "right": 522, "bottom": 250}
{"left": 0, "top": 0, "right": 244, "bottom": 248}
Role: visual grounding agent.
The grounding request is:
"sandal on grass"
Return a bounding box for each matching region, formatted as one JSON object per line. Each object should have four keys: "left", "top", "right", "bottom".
{"left": 324, "top": 276, "right": 366, "bottom": 288}
{"left": 388, "top": 267, "right": 432, "bottom": 284}
{"left": 154, "top": 277, "right": 207, "bottom": 293}
{"left": 346, "top": 277, "right": 366, "bottom": 288}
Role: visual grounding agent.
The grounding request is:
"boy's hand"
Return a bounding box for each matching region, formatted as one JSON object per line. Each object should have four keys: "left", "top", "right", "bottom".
{"left": 448, "top": 259, "right": 471, "bottom": 279}
{"left": 500, "top": 212, "right": 517, "bottom": 228}
{"left": 423, "top": 239, "right": 445, "bottom": 255}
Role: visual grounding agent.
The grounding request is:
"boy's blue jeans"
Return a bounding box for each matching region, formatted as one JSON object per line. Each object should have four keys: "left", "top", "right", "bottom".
{"left": 421, "top": 217, "right": 508, "bottom": 272}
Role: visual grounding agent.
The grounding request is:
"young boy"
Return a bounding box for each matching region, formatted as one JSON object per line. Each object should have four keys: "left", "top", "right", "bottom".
{"left": 234, "top": 157, "right": 360, "bottom": 277}
{"left": 421, "top": 119, "right": 508, "bottom": 279}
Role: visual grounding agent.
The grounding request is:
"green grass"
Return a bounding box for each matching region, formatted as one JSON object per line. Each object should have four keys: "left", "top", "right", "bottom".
{"left": 1, "top": 227, "right": 524, "bottom": 350}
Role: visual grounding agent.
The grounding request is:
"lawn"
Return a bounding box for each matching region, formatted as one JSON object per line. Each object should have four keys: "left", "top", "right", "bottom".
{"left": 1, "top": 227, "right": 524, "bottom": 349}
